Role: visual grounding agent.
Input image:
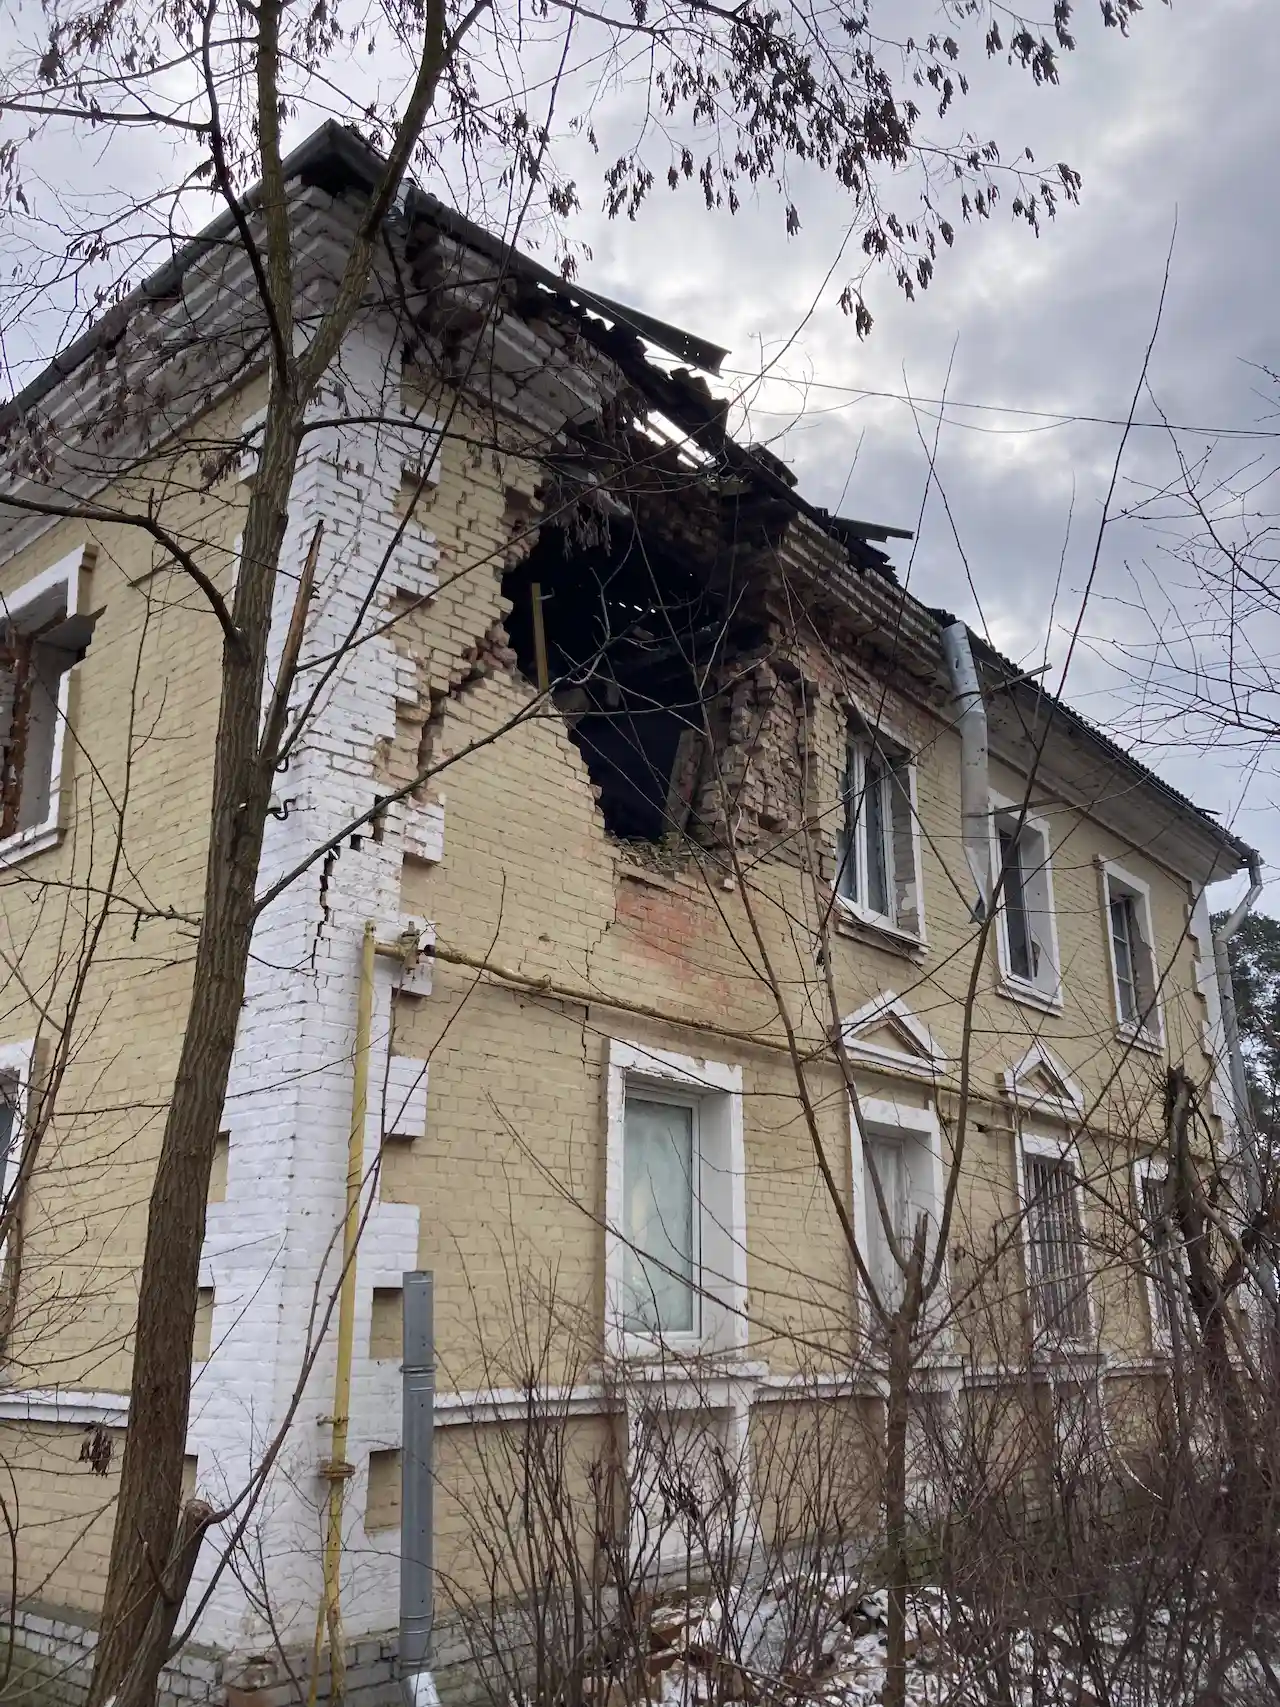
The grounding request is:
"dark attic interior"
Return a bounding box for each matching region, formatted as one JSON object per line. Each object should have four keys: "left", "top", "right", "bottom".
{"left": 486, "top": 289, "right": 913, "bottom": 847}
{"left": 502, "top": 509, "right": 762, "bottom": 843}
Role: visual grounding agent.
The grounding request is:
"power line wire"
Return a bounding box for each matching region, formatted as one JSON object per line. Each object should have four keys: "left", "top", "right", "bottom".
{"left": 722, "top": 371, "right": 1280, "bottom": 440}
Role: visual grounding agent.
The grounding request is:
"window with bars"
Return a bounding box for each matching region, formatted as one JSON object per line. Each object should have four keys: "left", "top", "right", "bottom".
{"left": 993, "top": 810, "right": 1059, "bottom": 1002}
{"left": 836, "top": 723, "right": 920, "bottom": 937}
{"left": 1023, "top": 1149, "right": 1091, "bottom": 1344}
{"left": 1138, "top": 1166, "right": 1184, "bottom": 1347}
{"left": 1104, "top": 869, "right": 1160, "bottom": 1038}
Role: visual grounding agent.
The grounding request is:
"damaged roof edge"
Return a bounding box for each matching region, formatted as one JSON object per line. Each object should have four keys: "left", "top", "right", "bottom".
{"left": 0, "top": 124, "right": 1250, "bottom": 872}
{"left": 0, "top": 120, "right": 727, "bottom": 438}
{"left": 403, "top": 185, "right": 729, "bottom": 376}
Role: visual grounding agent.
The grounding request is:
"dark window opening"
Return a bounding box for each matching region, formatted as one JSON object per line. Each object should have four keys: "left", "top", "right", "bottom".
{"left": 0, "top": 600, "right": 95, "bottom": 840}
{"left": 999, "top": 827, "right": 1034, "bottom": 982}
{"left": 0, "top": 1079, "right": 16, "bottom": 1193}
{"left": 503, "top": 519, "right": 745, "bottom": 842}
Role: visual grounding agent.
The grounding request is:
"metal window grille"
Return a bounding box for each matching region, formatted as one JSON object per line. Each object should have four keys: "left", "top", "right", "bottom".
{"left": 1140, "top": 1171, "right": 1180, "bottom": 1343}
{"left": 1025, "top": 1152, "right": 1090, "bottom": 1342}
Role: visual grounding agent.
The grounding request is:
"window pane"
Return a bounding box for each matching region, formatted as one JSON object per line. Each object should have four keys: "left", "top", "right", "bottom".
{"left": 1000, "top": 827, "right": 1034, "bottom": 982}
{"left": 837, "top": 749, "right": 859, "bottom": 903}
{"left": 1110, "top": 894, "right": 1138, "bottom": 1022}
{"left": 0, "top": 1088, "right": 14, "bottom": 1193}
{"left": 866, "top": 1137, "right": 905, "bottom": 1313}
{"left": 20, "top": 641, "right": 75, "bottom": 832}
{"left": 1141, "top": 1173, "right": 1176, "bottom": 1342}
{"left": 1130, "top": 903, "right": 1157, "bottom": 1013}
{"left": 623, "top": 1098, "right": 696, "bottom": 1335}
{"left": 1026, "top": 1154, "right": 1089, "bottom": 1342}
{"left": 865, "top": 753, "right": 892, "bottom": 918}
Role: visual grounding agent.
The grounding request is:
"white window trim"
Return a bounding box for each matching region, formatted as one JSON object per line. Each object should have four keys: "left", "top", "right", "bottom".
{"left": 605, "top": 1040, "right": 746, "bottom": 1363}
{"left": 1132, "top": 1155, "right": 1186, "bottom": 1355}
{"left": 0, "top": 547, "right": 89, "bottom": 870}
{"left": 625, "top": 1084, "right": 703, "bottom": 1341}
{"left": 0, "top": 1038, "right": 35, "bottom": 1265}
{"left": 848, "top": 1094, "right": 946, "bottom": 1334}
{"left": 988, "top": 793, "right": 1063, "bottom": 1012}
{"left": 1099, "top": 859, "right": 1165, "bottom": 1049}
{"left": 1002, "top": 1042, "right": 1085, "bottom": 1122}
{"left": 1014, "top": 1126, "right": 1096, "bottom": 1354}
{"left": 624, "top": 1380, "right": 755, "bottom": 1571}
{"left": 835, "top": 713, "right": 926, "bottom": 947}
{"left": 840, "top": 991, "right": 948, "bottom": 1084}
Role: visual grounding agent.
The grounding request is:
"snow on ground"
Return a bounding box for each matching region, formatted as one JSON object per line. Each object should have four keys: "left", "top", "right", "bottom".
{"left": 570, "top": 1580, "right": 1269, "bottom": 1706}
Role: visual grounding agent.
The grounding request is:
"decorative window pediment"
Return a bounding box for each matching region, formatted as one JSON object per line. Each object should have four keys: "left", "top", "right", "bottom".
{"left": 840, "top": 992, "right": 947, "bottom": 1082}
{"left": 1002, "top": 1042, "right": 1084, "bottom": 1119}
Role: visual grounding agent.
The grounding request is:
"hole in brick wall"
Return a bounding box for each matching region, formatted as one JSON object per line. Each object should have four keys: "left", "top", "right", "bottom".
{"left": 502, "top": 517, "right": 751, "bottom": 842}
{"left": 192, "top": 1287, "right": 215, "bottom": 1362}
{"left": 209, "top": 1134, "right": 229, "bottom": 1204}
{"left": 370, "top": 1287, "right": 403, "bottom": 1359}
{"left": 366, "top": 1448, "right": 401, "bottom": 1531}
{"left": 395, "top": 467, "right": 438, "bottom": 522}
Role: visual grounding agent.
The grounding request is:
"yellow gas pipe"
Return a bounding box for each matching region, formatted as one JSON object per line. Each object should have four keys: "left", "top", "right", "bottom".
{"left": 314, "top": 920, "right": 377, "bottom": 1705}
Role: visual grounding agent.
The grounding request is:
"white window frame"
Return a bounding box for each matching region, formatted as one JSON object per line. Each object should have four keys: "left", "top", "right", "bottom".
{"left": 621, "top": 1086, "right": 703, "bottom": 1341}
{"left": 1015, "top": 1127, "right": 1095, "bottom": 1353}
{"left": 988, "top": 795, "right": 1062, "bottom": 1011}
{"left": 0, "top": 1039, "right": 35, "bottom": 1264}
{"left": 835, "top": 714, "right": 925, "bottom": 947}
{"left": 1132, "top": 1155, "right": 1187, "bottom": 1354}
{"left": 848, "top": 1094, "right": 945, "bottom": 1335}
{"left": 840, "top": 991, "right": 948, "bottom": 1084}
{"left": 625, "top": 1384, "right": 754, "bottom": 1572}
{"left": 605, "top": 1040, "right": 746, "bottom": 1362}
{"left": 0, "top": 548, "right": 91, "bottom": 869}
{"left": 1100, "top": 860, "right": 1165, "bottom": 1048}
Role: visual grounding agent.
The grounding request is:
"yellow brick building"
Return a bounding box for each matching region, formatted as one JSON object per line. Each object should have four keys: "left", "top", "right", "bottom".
{"left": 0, "top": 125, "right": 1255, "bottom": 1699}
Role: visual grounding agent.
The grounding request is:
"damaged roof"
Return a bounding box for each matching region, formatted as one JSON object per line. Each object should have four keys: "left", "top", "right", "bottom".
{"left": 0, "top": 121, "right": 1256, "bottom": 880}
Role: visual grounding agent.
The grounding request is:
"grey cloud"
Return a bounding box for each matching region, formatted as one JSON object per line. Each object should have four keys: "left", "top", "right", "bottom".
{"left": 3, "top": 0, "right": 1276, "bottom": 894}
{"left": 576, "top": 0, "right": 1280, "bottom": 894}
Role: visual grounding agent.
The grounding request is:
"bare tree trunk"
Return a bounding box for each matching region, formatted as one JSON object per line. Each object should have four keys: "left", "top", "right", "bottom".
{"left": 882, "top": 1306, "right": 911, "bottom": 1707}
{"left": 1165, "top": 1064, "right": 1277, "bottom": 1628}
{"left": 882, "top": 1223, "right": 925, "bottom": 1707}
{"left": 1166, "top": 1067, "right": 1254, "bottom": 1476}
{"left": 89, "top": 401, "right": 303, "bottom": 1704}
{"left": 114, "top": 1502, "right": 216, "bottom": 1707}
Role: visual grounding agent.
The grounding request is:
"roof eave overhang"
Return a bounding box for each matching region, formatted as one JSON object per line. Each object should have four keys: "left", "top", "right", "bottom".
{"left": 984, "top": 680, "right": 1253, "bottom": 888}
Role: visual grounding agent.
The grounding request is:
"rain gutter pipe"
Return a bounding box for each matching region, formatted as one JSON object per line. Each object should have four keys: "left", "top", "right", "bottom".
{"left": 400, "top": 1272, "right": 438, "bottom": 1707}
{"left": 941, "top": 622, "right": 992, "bottom": 920}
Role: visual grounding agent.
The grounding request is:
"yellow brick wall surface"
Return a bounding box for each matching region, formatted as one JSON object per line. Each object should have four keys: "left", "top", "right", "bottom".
{"left": 0, "top": 360, "right": 1228, "bottom": 1627}
{"left": 0, "top": 394, "right": 248, "bottom": 1607}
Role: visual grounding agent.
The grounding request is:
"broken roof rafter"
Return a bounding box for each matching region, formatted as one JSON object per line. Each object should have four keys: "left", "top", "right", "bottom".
{"left": 0, "top": 120, "right": 1256, "bottom": 882}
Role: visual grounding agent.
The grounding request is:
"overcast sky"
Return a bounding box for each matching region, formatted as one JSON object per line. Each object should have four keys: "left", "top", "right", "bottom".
{"left": 3, "top": 0, "right": 1277, "bottom": 908}
{"left": 560, "top": 0, "right": 1280, "bottom": 910}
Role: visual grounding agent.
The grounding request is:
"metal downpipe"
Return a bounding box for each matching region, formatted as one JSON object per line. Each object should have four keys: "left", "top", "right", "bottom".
{"left": 941, "top": 622, "right": 991, "bottom": 920}
{"left": 400, "top": 1272, "right": 438, "bottom": 1707}
{"left": 313, "top": 920, "right": 377, "bottom": 1705}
